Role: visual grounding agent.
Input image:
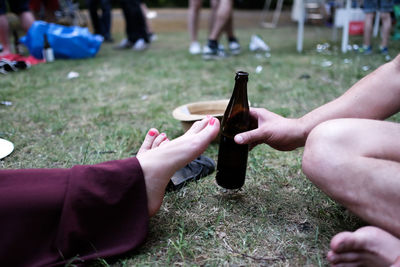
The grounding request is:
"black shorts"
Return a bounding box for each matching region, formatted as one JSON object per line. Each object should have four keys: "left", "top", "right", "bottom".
{"left": 0, "top": 0, "right": 30, "bottom": 15}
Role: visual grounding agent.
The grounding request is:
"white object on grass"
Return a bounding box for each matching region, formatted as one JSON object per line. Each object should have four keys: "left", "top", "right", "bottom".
{"left": 0, "top": 138, "right": 14, "bottom": 159}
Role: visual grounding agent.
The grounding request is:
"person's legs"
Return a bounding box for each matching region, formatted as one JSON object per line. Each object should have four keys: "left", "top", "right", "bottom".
{"left": 363, "top": 13, "right": 375, "bottom": 47}
{"left": 99, "top": 0, "right": 112, "bottom": 41}
{"left": 203, "top": 0, "right": 232, "bottom": 58}
{"left": 209, "top": 0, "right": 218, "bottom": 33}
{"left": 208, "top": 0, "right": 232, "bottom": 41}
{"left": 188, "top": 0, "right": 202, "bottom": 42}
{"left": 188, "top": 0, "right": 202, "bottom": 54}
{"left": 379, "top": 0, "right": 394, "bottom": 51}
{"left": 137, "top": 116, "right": 220, "bottom": 216}
{"left": 18, "top": 11, "right": 34, "bottom": 32}
{"left": 0, "top": 14, "right": 11, "bottom": 55}
{"left": 117, "top": 0, "right": 148, "bottom": 49}
{"left": 380, "top": 12, "right": 391, "bottom": 49}
{"left": 87, "top": 0, "right": 101, "bottom": 35}
{"left": 302, "top": 118, "right": 400, "bottom": 265}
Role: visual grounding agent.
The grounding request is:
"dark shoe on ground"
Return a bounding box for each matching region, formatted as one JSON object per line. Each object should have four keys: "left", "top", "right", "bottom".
{"left": 113, "top": 38, "right": 133, "bottom": 50}
{"left": 358, "top": 45, "right": 372, "bottom": 55}
{"left": 379, "top": 46, "right": 389, "bottom": 55}
{"left": 166, "top": 155, "right": 216, "bottom": 191}
{"left": 103, "top": 37, "right": 114, "bottom": 43}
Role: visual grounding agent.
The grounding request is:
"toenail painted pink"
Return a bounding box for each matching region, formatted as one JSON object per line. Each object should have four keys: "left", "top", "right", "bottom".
{"left": 206, "top": 115, "right": 211, "bottom": 119}
{"left": 209, "top": 117, "right": 216, "bottom": 125}
{"left": 149, "top": 130, "right": 156, "bottom": 136}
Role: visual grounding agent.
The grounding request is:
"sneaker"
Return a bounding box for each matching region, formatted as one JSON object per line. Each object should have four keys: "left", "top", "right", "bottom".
{"left": 249, "top": 34, "right": 270, "bottom": 52}
{"left": 229, "top": 40, "right": 241, "bottom": 55}
{"left": 103, "top": 36, "right": 114, "bottom": 43}
{"left": 166, "top": 155, "right": 215, "bottom": 191}
{"left": 148, "top": 33, "right": 158, "bottom": 43}
{"left": 202, "top": 44, "right": 226, "bottom": 60}
{"left": 189, "top": 41, "right": 201, "bottom": 54}
{"left": 358, "top": 45, "right": 372, "bottom": 55}
{"left": 113, "top": 38, "right": 133, "bottom": 50}
{"left": 132, "top": 38, "right": 149, "bottom": 51}
{"left": 379, "top": 46, "right": 389, "bottom": 55}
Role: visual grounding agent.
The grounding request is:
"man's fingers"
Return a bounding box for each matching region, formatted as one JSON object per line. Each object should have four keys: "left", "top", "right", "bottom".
{"left": 234, "top": 128, "right": 267, "bottom": 145}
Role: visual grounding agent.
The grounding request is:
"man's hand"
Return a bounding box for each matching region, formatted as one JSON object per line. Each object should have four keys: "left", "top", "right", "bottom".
{"left": 234, "top": 108, "right": 307, "bottom": 151}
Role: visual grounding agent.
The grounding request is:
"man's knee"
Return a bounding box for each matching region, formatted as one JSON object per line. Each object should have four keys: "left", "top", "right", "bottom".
{"left": 302, "top": 119, "right": 351, "bottom": 183}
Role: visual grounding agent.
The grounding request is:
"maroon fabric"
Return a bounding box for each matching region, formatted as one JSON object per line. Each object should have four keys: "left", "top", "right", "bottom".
{"left": 0, "top": 157, "right": 149, "bottom": 267}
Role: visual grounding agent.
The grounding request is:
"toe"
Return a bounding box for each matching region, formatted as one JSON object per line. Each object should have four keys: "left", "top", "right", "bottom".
{"left": 152, "top": 133, "right": 168, "bottom": 148}
{"left": 197, "top": 116, "right": 220, "bottom": 141}
{"left": 138, "top": 128, "right": 159, "bottom": 155}
{"left": 330, "top": 232, "right": 358, "bottom": 253}
{"left": 186, "top": 116, "right": 211, "bottom": 135}
{"left": 328, "top": 251, "right": 362, "bottom": 264}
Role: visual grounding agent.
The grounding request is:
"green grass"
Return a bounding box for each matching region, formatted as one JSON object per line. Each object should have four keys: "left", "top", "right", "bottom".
{"left": 1, "top": 24, "right": 400, "bottom": 266}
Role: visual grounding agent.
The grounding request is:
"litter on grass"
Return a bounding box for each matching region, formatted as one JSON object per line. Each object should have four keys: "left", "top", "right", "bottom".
{"left": 67, "top": 71, "right": 79, "bottom": 79}
{"left": 0, "top": 101, "right": 12, "bottom": 106}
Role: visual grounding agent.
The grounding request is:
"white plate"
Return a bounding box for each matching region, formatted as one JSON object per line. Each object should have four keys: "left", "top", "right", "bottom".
{"left": 0, "top": 138, "right": 14, "bottom": 159}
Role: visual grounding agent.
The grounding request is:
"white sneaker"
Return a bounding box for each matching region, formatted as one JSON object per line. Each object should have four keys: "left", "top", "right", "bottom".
{"left": 249, "top": 35, "right": 270, "bottom": 52}
{"left": 132, "top": 38, "right": 149, "bottom": 51}
{"left": 228, "top": 41, "right": 241, "bottom": 55}
{"left": 189, "top": 41, "right": 202, "bottom": 55}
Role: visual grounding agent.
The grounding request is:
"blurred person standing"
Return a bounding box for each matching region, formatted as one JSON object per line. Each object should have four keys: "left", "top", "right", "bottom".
{"left": 359, "top": 0, "right": 393, "bottom": 54}
{"left": 187, "top": 0, "right": 240, "bottom": 57}
{"left": 140, "top": 1, "right": 157, "bottom": 42}
{"left": 114, "top": 0, "right": 149, "bottom": 51}
{"left": 202, "top": 0, "right": 240, "bottom": 59}
{"left": 0, "top": 0, "right": 35, "bottom": 56}
{"left": 87, "top": 0, "right": 113, "bottom": 43}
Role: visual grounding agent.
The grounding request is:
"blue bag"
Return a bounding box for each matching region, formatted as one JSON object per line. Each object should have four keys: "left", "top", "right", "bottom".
{"left": 20, "top": 21, "right": 103, "bottom": 59}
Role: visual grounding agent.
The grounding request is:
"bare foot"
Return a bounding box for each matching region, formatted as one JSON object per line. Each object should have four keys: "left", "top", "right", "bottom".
{"left": 327, "top": 226, "right": 400, "bottom": 267}
{"left": 136, "top": 116, "right": 220, "bottom": 217}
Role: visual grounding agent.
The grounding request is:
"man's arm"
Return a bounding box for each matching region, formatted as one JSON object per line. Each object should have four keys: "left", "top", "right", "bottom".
{"left": 235, "top": 55, "right": 400, "bottom": 151}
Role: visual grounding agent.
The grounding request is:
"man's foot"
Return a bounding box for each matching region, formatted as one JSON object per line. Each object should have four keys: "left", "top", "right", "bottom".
{"left": 113, "top": 38, "right": 133, "bottom": 50}
{"left": 327, "top": 226, "right": 400, "bottom": 267}
{"left": 132, "top": 38, "right": 149, "bottom": 51}
{"left": 136, "top": 116, "right": 220, "bottom": 216}
{"left": 189, "top": 41, "right": 201, "bottom": 55}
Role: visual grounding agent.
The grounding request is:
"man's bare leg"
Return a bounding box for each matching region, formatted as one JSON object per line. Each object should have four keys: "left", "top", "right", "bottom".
{"left": 0, "top": 14, "right": 11, "bottom": 55}
{"left": 302, "top": 118, "right": 400, "bottom": 265}
{"left": 188, "top": 0, "right": 202, "bottom": 43}
{"left": 363, "top": 13, "right": 374, "bottom": 47}
{"left": 19, "top": 11, "right": 35, "bottom": 32}
{"left": 136, "top": 116, "right": 220, "bottom": 216}
{"left": 208, "top": 0, "right": 232, "bottom": 41}
{"left": 380, "top": 12, "right": 391, "bottom": 48}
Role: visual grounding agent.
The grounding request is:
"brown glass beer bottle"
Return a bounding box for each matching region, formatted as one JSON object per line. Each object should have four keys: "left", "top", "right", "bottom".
{"left": 216, "top": 71, "right": 250, "bottom": 189}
